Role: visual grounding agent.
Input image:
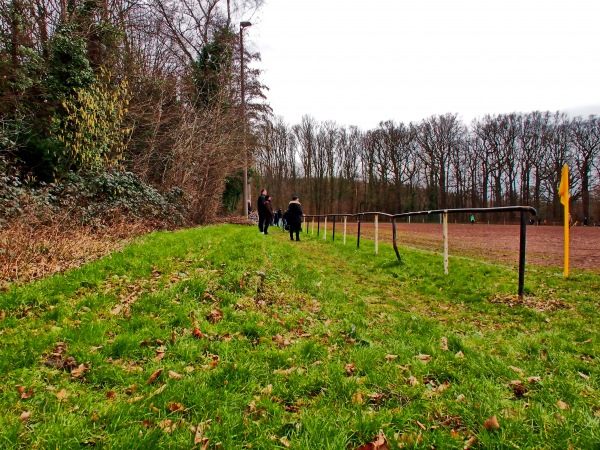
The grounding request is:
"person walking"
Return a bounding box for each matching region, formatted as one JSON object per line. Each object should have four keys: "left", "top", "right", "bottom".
{"left": 286, "top": 195, "right": 304, "bottom": 241}
{"left": 257, "top": 188, "right": 268, "bottom": 233}
{"left": 263, "top": 195, "right": 274, "bottom": 235}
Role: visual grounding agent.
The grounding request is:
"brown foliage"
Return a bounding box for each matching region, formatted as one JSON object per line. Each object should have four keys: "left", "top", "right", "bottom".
{"left": 0, "top": 206, "right": 158, "bottom": 287}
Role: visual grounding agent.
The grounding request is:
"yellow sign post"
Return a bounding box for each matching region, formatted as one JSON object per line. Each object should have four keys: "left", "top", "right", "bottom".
{"left": 558, "top": 165, "right": 570, "bottom": 277}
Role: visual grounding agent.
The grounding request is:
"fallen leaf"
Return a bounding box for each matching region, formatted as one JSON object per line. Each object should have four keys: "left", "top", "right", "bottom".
{"left": 415, "top": 421, "right": 427, "bottom": 431}
{"left": 483, "top": 415, "right": 500, "bottom": 430}
{"left": 527, "top": 376, "right": 541, "bottom": 383}
{"left": 385, "top": 354, "right": 398, "bottom": 361}
{"left": 440, "top": 337, "right": 449, "bottom": 351}
{"left": 192, "top": 328, "right": 204, "bottom": 339}
{"left": 167, "top": 402, "right": 185, "bottom": 413}
{"left": 55, "top": 388, "right": 69, "bottom": 401}
{"left": 170, "top": 330, "right": 177, "bottom": 345}
{"left": 193, "top": 421, "right": 211, "bottom": 448}
{"left": 206, "top": 308, "right": 223, "bottom": 324}
{"left": 594, "top": 409, "right": 600, "bottom": 417}
{"left": 153, "top": 348, "right": 166, "bottom": 362}
{"left": 464, "top": 435, "right": 478, "bottom": 449}
{"left": 508, "top": 365, "right": 525, "bottom": 377}
{"left": 354, "top": 429, "right": 389, "bottom": 450}
{"left": 345, "top": 362, "right": 356, "bottom": 376}
{"left": 18, "top": 411, "right": 31, "bottom": 422}
{"left": 153, "top": 384, "right": 167, "bottom": 396}
{"left": 261, "top": 384, "right": 273, "bottom": 394}
{"left": 110, "top": 304, "right": 122, "bottom": 315}
{"left": 71, "top": 364, "right": 88, "bottom": 378}
{"left": 352, "top": 392, "right": 364, "bottom": 405}
{"left": 414, "top": 354, "right": 431, "bottom": 362}
{"left": 578, "top": 372, "right": 590, "bottom": 380}
{"left": 456, "top": 394, "right": 466, "bottom": 403}
{"left": 15, "top": 385, "right": 34, "bottom": 399}
{"left": 280, "top": 437, "right": 291, "bottom": 448}
{"left": 455, "top": 350, "right": 465, "bottom": 359}
{"left": 407, "top": 376, "right": 419, "bottom": 386}
{"left": 168, "top": 370, "right": 183, "bottom": 379}
{"left": 146, "top": 368, "right": 164, "bottom": 384}
{"left": 106, "top": 391, "right": 117, "bottom": 400}
{"left": 557, "top": 400, "right": 570, "bottom": 411}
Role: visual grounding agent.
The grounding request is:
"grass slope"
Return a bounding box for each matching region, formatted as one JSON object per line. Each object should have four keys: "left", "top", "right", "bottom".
{"left": 0, "top": 225, "right": 598, "bottom": 449}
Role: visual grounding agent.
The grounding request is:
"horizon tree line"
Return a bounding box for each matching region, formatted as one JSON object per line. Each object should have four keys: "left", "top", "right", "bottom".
{"left": 256, "top": 112, "right": 600, "bottom": 224}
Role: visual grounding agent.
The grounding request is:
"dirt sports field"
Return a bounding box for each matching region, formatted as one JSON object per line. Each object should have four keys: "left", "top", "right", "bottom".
{"left": 337, "top": 222, "right": 600, "bottom": 272}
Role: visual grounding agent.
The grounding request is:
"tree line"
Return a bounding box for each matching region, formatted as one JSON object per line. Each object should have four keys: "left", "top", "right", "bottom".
{"left": 2, "top": 1, "right": 599, "bottom": 226}
{"left": 1, "top": 0, "right": 266, "bottom": 223}
{"left": 256, "top": 112, "right": 600, "bottom": 224}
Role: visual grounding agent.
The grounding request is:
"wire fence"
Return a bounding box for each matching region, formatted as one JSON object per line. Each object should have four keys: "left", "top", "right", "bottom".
{"left": 302, "top": 206, "right": 538, "bottom": 299}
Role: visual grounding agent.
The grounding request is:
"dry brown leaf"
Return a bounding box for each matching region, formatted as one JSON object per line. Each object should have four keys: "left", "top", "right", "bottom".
{"left": 483, "top": 415, "right": 500, "bottom": 430}
{"left": 261, "top": 384, "right": 273, "bottom": 394}
{"left": 464, "top": 435, "right": 478, "bottom": 449}
{"left": 110, "top": 304, "right": 122, "bottom": 315}
{"left": 557, "top": 400, "right": 570, "bottom": 411}
{"left": 414, "top": 354, "right": 431, "bottom": 362}
{"left": 70, "top": 363, "right": 88, "bottom": 378}
{"left": 578, "top": 372, "right": 590, "bottom": 380}
{"left": 170, "top": 330, "right": 177, "bottom": 345}
{"left": 206, "top": 308, "right": 223, "bottom": 324}
{"left": 280, "top": 437, "right": 291, "bottom": 448}
{"left": 456, "top": 394, "right": 466, "bottom": 403}
{"left": 436, "top": 381, "right": 451, "bottom": 393}
{"left": 352, "top": 392, "right": 364, "bottom": 405}
{"left": 193, "top": 421, "right": 211, "bottom": 448}
{"left": 192, "top": 328, "right": 204, "bottom": 339}
{"left": 455, "top": 350, "right": 465, "bottom": 359}
{"left": 55, "top": 388, "right": 69, "bottom": 401}
{"left": 106, "top": 391, "right": 117, "bottom": 400}
{"left": 168, "top": 370, "right": 183, "bottom": 379}
{"left": 167, "top": 402, "right": 185, "bottom": 413}
{"left": 440, "top": 337, "right": 449, "bottom": 351}
{"left": 354, "top": 429, "right": 389, "bottom": 450}
{"left": 508, "top": 365, "right": 525, "bottom": 376}
{"left": 594, "top": 409, "right": 600, "bottom": 418}
{"left": 407, "top": 376, "right": 419, "bottom": 386}
{"left": 345, "top": 362, "right": 356, "bottom": 376}
{"left": 15, "top": 385, "right": 33, "bottom": 399}
{"left": 146, "top": 368, "right": 164, "bottom": 384}
{"left": 18, "top": 411, "right": 31, "bottom": 422}
{"left": 153, "top": 384, "right": 167, "bottom": 396}
{"left": 153, "top": 348, "right": 166, "bottom": 362}
{"left": 385, "top": 354, "right": 398, "bottom": 361}
{"left": 527, "top": 376, "right": 541, "bottom": 383}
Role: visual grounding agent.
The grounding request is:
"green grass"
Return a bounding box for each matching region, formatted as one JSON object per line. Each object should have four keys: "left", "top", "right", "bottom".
{"left": 1, "top": 224, "right": 598, "bottom": 449}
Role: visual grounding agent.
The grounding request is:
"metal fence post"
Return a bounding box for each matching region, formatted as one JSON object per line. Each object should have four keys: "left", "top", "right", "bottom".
{"left": 443, "top": 211, "right": 449, "bottom": 275}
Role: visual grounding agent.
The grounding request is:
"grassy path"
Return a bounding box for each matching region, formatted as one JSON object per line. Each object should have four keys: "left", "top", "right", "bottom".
{"left": 0, "top": 225, "right": 598, "bottom": 449}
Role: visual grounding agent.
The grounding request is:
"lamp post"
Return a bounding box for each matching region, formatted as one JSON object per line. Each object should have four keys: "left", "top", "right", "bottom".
{"left": 240, "top": 20, "right": 252, "bottom": 217}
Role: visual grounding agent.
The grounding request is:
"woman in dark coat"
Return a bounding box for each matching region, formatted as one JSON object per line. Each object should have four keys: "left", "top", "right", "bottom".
{"left": 286, "top": 195, "right": 304, "bottom": 241}
{"left": 263, "top": 195, "right": 274, "bottom": 235}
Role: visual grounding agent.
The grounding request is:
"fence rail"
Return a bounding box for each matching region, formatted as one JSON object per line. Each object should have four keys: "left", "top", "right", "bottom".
{"left": 302, "top": 206, "right": 538, "bottom": 298}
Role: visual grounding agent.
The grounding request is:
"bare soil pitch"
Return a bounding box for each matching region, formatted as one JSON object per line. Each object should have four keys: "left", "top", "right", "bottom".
{"left": 335, "top": 222, "right": 599, "bottom": 272}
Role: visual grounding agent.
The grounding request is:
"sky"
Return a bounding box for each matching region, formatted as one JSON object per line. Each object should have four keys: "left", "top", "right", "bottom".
{"left": 246, "top": 0, "right": 600, "bottom": 130}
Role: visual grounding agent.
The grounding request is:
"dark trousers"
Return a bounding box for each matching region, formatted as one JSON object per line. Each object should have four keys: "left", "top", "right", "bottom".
{"left": 258, "top": 214, "right": 266, "bottom": 232}
{"left": 263, "top": 221, "right": 270, "bottom": 234}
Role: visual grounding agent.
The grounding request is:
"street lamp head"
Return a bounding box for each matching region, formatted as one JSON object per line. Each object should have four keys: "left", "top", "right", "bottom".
{"left": 240, "top": 21, "right": 252, "bottom": 29}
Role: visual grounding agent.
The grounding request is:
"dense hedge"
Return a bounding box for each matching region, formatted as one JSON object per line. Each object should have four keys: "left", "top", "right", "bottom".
{"left": 0, "top": 163, "right": 186, "bottom": 228}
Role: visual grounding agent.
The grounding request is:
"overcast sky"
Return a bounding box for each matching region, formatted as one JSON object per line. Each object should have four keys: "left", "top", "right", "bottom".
{"left": 246, "top": 0, "right": 600, "bottom": 129}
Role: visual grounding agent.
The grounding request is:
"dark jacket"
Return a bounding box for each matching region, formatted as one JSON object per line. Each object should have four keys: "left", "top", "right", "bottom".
{"left": 286, "top": 200, "right": 303, "bottom": 231}
{"left": 257, "top": 194, "right": 267, "bottom": 215}
{"left": 264, "top": 200, "right": 273, "bottom": 220}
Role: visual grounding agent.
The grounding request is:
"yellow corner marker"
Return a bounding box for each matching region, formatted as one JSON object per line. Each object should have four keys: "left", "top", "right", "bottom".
{"left": 558, "top": 165, "right": 570, "bottom": 277}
